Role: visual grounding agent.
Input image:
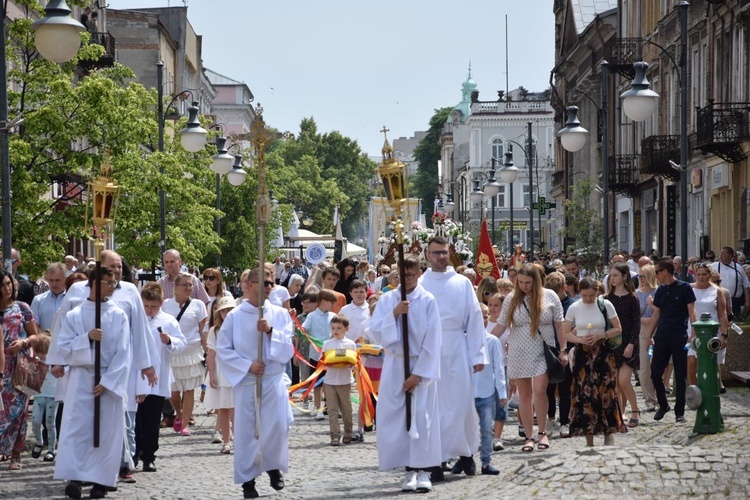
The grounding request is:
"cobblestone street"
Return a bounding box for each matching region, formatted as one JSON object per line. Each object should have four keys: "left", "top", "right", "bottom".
{"left": 2, "top": 387, "right": 749, "bottom": 499}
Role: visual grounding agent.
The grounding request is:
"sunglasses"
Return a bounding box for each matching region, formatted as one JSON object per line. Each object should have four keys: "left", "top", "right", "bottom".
{"left": 203, "top": 275, "right": 217, "bottom": 281}
{"left": 638, "top": 275, "right": 645, "bottom": 279}
{"left": 251, "top": 280, "right": 275, "bottom": 287}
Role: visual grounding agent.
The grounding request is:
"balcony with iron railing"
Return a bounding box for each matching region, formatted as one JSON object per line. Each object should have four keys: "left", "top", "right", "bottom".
{"left": 609, "top": 154, "right": 639, "bottom": 198}
{"left": 696, "top": 102, "right": 750, "bottom": 163}
{"left": 78, "top": 32, "right": 116, "bottom": 72}
{"left": 640, "top": 135, "right": 680, "bottom": 182}
{"left": 605, "top": 37, "right": 642, "bottom": 79}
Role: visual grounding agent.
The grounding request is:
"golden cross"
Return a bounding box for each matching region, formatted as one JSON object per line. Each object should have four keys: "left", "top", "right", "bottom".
{"left": 380, "top": 126, "right": 390, "bottom": 138}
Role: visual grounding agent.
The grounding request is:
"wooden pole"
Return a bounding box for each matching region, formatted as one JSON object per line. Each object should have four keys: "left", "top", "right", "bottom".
{"left": 394, "top": 212, "right": 411, "bottom": 431}
{"left": 93, "top": 234, "right": 104, "bottom": 448}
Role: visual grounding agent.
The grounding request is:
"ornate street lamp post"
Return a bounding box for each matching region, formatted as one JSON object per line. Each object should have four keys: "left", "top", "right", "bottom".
{"left": 501, "top": 152, "right": 519, "bottom": 254}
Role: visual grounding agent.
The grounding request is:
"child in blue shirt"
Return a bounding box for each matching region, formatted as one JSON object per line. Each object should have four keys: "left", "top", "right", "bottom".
{"left": 302, "top": 289, "right": 337, "bottom": 419}
{"left": 31, "top": 331, "right": 58, "bottom": 462}
{"left": 473, "top": 303, "right": 507, "bottom": 475}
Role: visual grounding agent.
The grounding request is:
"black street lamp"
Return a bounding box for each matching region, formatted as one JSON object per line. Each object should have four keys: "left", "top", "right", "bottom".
{"left": 2, "top": 1, "right": 85, "bottom": 272}
{"left": 156, "top": 61, "right": 208, "bottom": 256}
{"left": 620, "top": 2, "right": 689, "bottom": 275}
{"left": 501, "top": 151, "right": 519, "bottom": 254}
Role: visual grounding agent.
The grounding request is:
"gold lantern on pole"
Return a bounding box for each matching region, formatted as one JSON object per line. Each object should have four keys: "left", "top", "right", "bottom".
{"left": 376, "top": 126, "right": 412, "bottom": 431}
{"left": 84, "top": 158, "right": 121, "bottom": 448}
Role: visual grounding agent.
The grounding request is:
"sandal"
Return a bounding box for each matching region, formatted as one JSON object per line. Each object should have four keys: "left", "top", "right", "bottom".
{"left": 220, "top": 444, "right": 231, "bottom": 454}
{"left": 537, "top": 432, "right": 550, "bottom": 450}
{"left": 32, "top": 444, "right": 43, "bottom": 459}
{"left": 521, "top": 438, "right": 535, "bottom": 452}
{"left": 627, "top": 411, "right": 640, "bottom": 428}
{"left": 8, "top": 459, "right": 22, "bottom": 470}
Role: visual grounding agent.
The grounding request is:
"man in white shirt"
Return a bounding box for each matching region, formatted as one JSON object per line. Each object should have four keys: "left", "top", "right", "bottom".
{"left": 711, "top": 246, "right": 750, "bottom": 316}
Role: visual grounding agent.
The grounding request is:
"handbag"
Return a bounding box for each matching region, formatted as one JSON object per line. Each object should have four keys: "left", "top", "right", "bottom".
{"left": 13, "top": 347, "right": 48, "bottom": 397}
{"left": 597, "top": 297, "right": 622, "bottom": 348}
{"left": 521, "top": 301, "right": 565, "bottom": 383}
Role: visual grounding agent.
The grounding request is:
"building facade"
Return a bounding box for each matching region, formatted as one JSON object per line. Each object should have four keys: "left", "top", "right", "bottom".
{"left": 440, "top": 70, "right": 557, "bottom": 254}
{"left": 553, "top": 0, "right": 750, "bottom": 261}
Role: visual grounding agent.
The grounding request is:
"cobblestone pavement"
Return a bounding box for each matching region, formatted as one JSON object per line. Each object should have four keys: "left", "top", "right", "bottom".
{"left": 2, "top": 386, "right": 749, "bottom": 499}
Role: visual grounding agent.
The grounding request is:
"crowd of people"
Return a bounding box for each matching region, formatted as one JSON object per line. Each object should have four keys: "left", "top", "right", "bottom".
{"left": 0, "top": 241, "right": 739, "bottom": 497}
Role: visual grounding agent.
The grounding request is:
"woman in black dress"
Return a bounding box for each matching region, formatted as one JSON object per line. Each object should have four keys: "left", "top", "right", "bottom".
{"left": 605, "top": 262, "right": 641, "bottom": 428}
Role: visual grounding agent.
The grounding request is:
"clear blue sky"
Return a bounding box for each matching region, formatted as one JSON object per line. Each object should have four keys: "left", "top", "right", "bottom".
{"left": 107, "top": 1, "right": 555, "bottom": 156}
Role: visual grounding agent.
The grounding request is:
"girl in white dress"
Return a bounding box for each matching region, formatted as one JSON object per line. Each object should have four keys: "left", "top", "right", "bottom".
{"left": 493, "top": 264, "right": 565, "bottom": 452}
{"left": 204, "top": 296, "right": 236, "bottom": 453}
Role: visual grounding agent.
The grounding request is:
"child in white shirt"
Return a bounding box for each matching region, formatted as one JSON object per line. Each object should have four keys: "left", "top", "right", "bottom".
{"left": 321, "top": 314, "right": 357, "bottom": 445}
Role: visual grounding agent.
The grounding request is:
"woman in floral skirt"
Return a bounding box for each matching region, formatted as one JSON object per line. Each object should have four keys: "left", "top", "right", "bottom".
{"left": 563, "top": 277, "right": 625, "bottom": 446}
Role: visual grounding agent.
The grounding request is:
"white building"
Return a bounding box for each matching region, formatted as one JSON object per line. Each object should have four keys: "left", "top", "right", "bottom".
{"left": 440, "top": 68, "right": 557, "bottom": 255}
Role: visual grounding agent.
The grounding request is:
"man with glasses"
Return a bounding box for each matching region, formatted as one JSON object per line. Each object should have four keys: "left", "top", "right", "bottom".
{"left": 158, "top": 249, "right": 210, "bottom": 304}
{"left": 420, "top": 235, "right": 485, "bottom": 480}
{"left": 643, "top": 258, "right": 696, "bottom": 423}
{"left": 216, "top": 265, "right": 293, "bottom": 499}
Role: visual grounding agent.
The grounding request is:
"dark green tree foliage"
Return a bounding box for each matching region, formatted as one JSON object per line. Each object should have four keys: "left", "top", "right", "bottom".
{"left": 268, "top": 117, "right": 375, "bottom": 237}
{"left": 412, "top": 107, "right": 451, "bottom": 226}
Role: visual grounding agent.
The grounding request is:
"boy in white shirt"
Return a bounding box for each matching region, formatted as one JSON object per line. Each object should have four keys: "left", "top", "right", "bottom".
{"left": 339, "top": 280, "right": 370, "bottom": 441}
{"left": 321, "top": 315, "right": 357, "bottom": 445}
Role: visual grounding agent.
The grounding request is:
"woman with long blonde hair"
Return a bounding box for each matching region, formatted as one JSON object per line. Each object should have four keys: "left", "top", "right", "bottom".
{"left": 636, "top": 264, "right": 658, "bottom": 411}
{"left": 492, "top": 264, "right": 565, "bottom": 452}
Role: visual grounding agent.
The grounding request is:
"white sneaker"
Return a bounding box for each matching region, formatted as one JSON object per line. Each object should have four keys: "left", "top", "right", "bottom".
{"left": 401, "top": 471, "right": 417, "bottom": 491}
{"left": 211, "top": 431, "right": 222, "bottom": 444}
{"left": 315, "top": 409, "right": 326, "bottom": 421}
{"left": 415, "top": 471, "right": 432, "bottom": 492}
{"left": 560, "top": 424, "right": 570, "bottom": 438}
{"left": 307, "top": 401, "right": 316, "bottom": 415}
{"left": 492, "top": 439, "right": 505, "bottom": 451}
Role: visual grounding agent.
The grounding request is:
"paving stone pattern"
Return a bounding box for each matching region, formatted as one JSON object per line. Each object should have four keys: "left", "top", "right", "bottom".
{"left": 1, "top": 387, "right": 749, "bottom": 499}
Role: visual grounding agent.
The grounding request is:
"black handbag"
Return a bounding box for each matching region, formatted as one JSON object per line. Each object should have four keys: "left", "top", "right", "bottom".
{"left": 522, "top": 301, "right": 565, "bottom": 383}
{"left": 542, "top": 341, "right": 565, "bottom": 384}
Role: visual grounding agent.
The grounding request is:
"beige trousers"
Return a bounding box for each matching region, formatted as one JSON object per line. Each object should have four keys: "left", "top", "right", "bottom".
{"left": 324, "top": 383, "right": 353, "bottom": 441}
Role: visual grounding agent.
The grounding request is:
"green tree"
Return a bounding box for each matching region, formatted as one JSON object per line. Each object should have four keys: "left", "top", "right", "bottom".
{"left": 560, "top": 178, "right": 603, "bottom": 272}
{"left": 5, "top": 7, "right": 221, "bottom": 276}
{"left": 267, "top": 117, "right": 374, "bottom": 237}
{"left": 412, "top": 107, "right": 451, "bottom": 226}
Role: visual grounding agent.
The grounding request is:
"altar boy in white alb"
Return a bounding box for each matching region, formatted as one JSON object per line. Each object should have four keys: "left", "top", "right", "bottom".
{"left": 420, "top": 235, "right": 486, "bottom": 478}
{"left": 216, "top": 266, "right": 294, "bottom": 499}
{"left": 53, "top": 267, "right": 131, "bottom": 499}
{"left": 368, "top": 255, "right": 443, "bottom": 493}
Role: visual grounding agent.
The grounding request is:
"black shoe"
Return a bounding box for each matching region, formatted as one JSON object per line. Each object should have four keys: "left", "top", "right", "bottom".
{"left": 654, "top": 405, "right": 671, "bottom": 421}
{"left": 720, "top": 387, "right": 727, "bottom": 394}
{"left": 89, "top": 485, "right": 107, "bottom": 498}
{"left": 675, "top": 415, "right": 686, "bottom": 423}
{"left": 481, "top": 465, "right": 500, "bottom": 475}
{"left": 461, "top": 456, "right": 476, "bottom": 476}
{"left": 451, "top": 460, "right": 463, "bottom": 475}
{"left": 242, "top": 480, "right": 259, "bottom": 499}
{"left": 440, "top": 461, "right": 451, "bottom": 471}
{"left": 64, "top": 481, "right": 82, "bottom": 499}
{"left": 142, "top": 461, "right": 157, "bottom": 472}
{"left": 429, "top": 466, "right": 444, "bottom": 483}
{"left": 268, "top": 469, "right": 284, "bottom": 491}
